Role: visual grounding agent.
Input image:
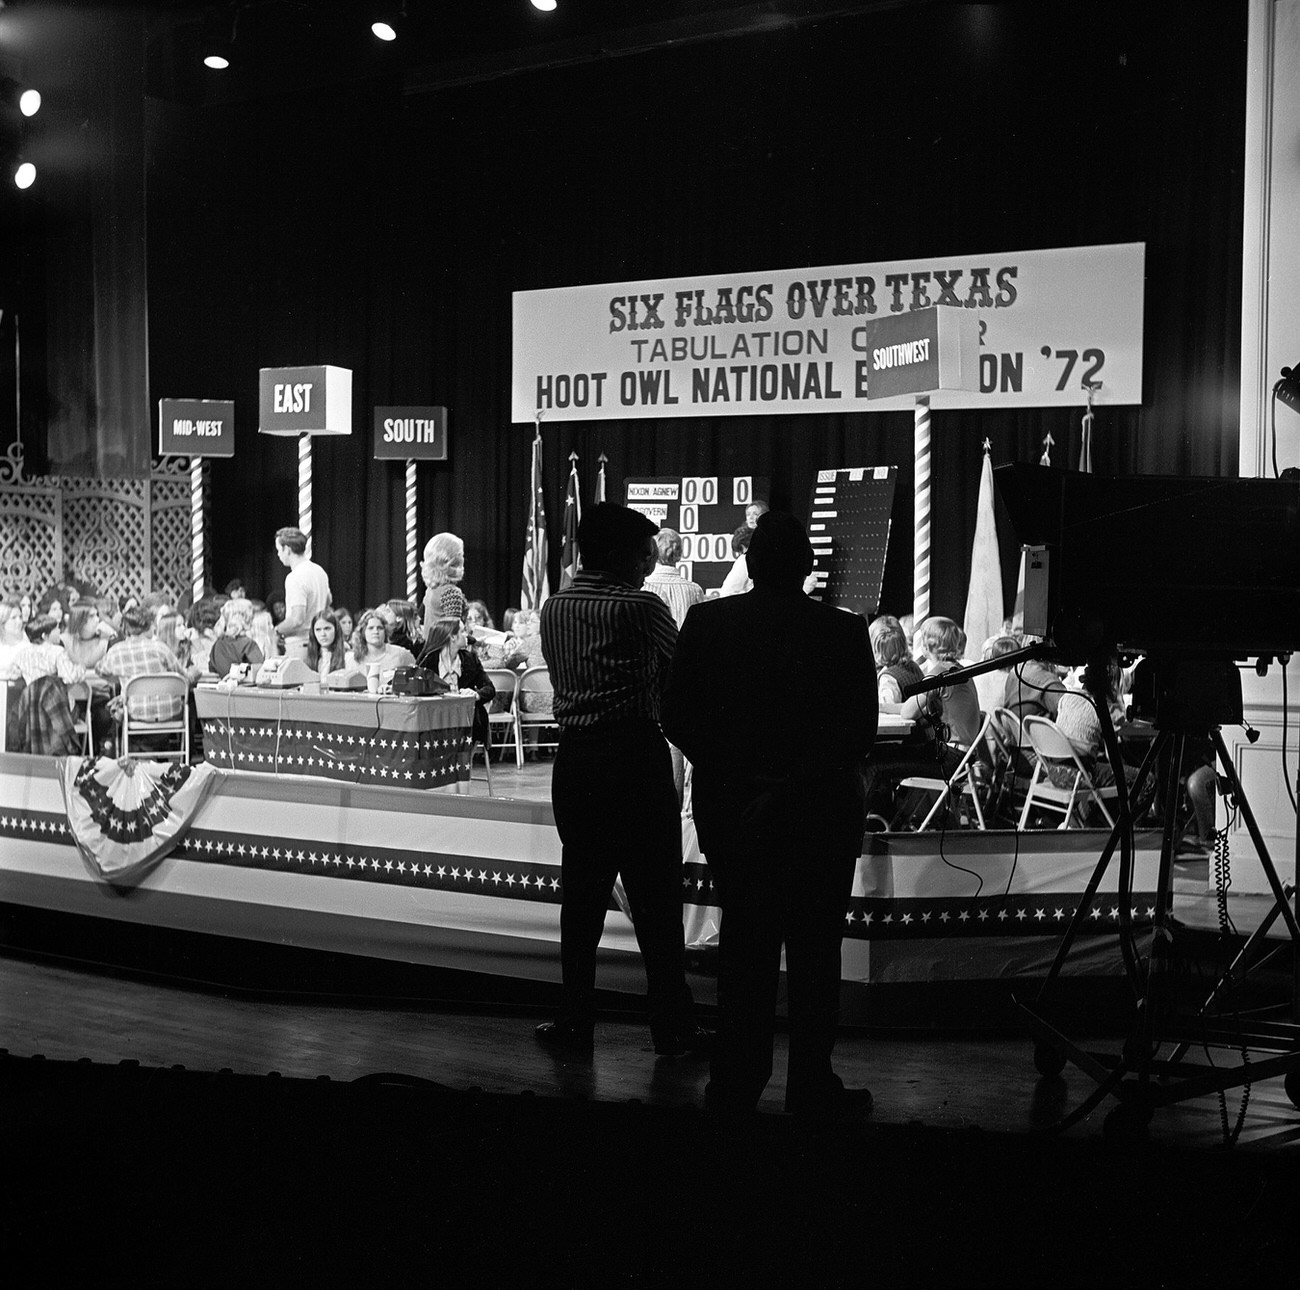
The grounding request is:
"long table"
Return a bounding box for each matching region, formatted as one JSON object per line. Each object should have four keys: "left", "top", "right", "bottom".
{"left": 194, "top": 685, "right": 476, "bottom": 789}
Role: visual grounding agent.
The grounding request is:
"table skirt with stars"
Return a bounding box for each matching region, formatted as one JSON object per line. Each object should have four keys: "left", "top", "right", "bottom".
{"left": 195, "top": 688, "right": 477, "bottom": 788}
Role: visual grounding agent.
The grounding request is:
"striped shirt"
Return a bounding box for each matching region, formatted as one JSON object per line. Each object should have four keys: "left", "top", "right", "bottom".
{"left": 643, "top": 564, "right": 705, "bottom": 629}
{"left": 97, "top": 635, "right": 189, "bottom": 721}
{"left": 540, "top": 570, "right": 678, "bottom": 729}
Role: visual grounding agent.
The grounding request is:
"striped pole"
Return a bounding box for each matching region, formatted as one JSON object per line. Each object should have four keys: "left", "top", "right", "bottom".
{"left": 190, "top": 456, "right": 205, "bottom": 603}
{"left": 298, "top": 433, "right": 312, "bottom": 546}
{"left": 405, "top": 458, "right": 418, "bottom": 600}
{"left": 913, "top": 395, "right": 931, "bottom": 622}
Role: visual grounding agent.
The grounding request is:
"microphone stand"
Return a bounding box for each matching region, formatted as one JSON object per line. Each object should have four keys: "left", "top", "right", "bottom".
{"left": 898, "top": 642, "right": 1057, "bottom": 700}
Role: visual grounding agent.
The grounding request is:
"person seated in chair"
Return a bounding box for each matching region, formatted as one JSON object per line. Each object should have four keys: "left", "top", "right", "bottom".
{"left": 908, "top": 616, "right": 981, "bottom": 750}
{"left": 209, "top": 598, "right": 266, "bottom": 679}
{"left": 351, "top": 609, "right": 417, "bottom": 683}
{"left": 865, "top": 614, "right": 949, "bottom": 824}
{"left": 14, "top": 615, "right": 87, "bottom": 687}
{"left": 0, "top": 597, "right": 33, "bottom": 680}
{"left": 1048, "top": 657, "right": 1152, "bottom": 823}
{"left": 97, "top": 605, "right": 198, "bottom": 729}
{"left": 306, "top": 610, "right": 348, "bottom": 683}
{"left": 418, "top": 617, "right": 495, "bottom": 746}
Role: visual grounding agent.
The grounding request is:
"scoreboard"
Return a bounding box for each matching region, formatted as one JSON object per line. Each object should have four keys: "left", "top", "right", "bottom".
{"left": 806, "top": 466, "right": 897, "bottom": 616}
{"left": 624, "top": 475, "right": 770, "bottom": 592}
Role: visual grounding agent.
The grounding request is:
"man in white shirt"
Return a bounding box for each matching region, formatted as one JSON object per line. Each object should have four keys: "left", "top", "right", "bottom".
{"left": 643, "top": 529, "right": 704, "bottom": 628}
{"left": 273, "top": 527, "right": 331, "bottom": 661}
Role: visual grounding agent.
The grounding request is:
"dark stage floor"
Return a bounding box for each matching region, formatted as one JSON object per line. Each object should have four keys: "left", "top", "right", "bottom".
{"left": 4, "top": 925, "right": 1300, "bottom": 1283}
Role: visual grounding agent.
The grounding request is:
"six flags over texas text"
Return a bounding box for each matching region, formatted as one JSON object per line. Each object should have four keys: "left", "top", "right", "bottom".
{"left": 607, "top": 265, "right": 1019, "bottom": 332}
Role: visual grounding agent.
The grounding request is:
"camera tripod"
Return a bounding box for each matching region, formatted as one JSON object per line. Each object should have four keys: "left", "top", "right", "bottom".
{"left": 1016, "top": 657, "right": 1300, "bottom": 1137}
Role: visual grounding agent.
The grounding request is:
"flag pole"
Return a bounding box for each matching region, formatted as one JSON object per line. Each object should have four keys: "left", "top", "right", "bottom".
{"left": 596, "top": 451, "right": 608, "bottom": 504}
{"left": 1079, "top": 380, "right": 1100, "bottom": 473}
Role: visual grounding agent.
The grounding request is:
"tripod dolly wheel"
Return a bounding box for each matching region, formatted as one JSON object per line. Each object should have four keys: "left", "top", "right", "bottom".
{"left": 1033, "top": 1040, "right": 1066, "bottom": 1077}
{"left": 1285, "top": 1070, "right": 1300, "bottom": 1110}
{"left": 1103, "top": 1101, "right": 1152, "bottom": 1139}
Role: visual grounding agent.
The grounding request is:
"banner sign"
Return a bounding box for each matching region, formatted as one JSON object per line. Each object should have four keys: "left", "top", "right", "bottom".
{"left": 373, "top": 406, "right": 448, "bottom": 460}
{"left": 158, "top": 399, "right": 235, "bottom": 457}
{"left": 258, "top": 364, "right": 352, "bottom": 436}
{"left": 512, "top": 242, "right": 1144, "bottom": 421}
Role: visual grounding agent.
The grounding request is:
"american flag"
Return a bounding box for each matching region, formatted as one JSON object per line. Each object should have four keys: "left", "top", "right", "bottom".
{"left": 559, "top": 451, "right": 581, "bottom": 590}
{"left": 520, "top": 432, "right": 550, "bottom": 610}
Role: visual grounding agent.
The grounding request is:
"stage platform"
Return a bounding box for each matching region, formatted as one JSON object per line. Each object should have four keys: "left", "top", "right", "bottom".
{"left": 0, "top": 748, "right": 1239, "bottom": 1029}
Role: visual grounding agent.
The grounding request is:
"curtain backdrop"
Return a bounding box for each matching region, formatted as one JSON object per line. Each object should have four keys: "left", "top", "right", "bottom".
{"left": 137, "top": 2, "right": 1245, "bottom": 621}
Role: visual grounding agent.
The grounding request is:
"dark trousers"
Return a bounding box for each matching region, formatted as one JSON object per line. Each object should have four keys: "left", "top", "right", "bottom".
{"left": 550, "top": 720, "right": 694, "bottom": 1040}
{"left": 699, "top": 786, "right": 860, "bottom": 1112}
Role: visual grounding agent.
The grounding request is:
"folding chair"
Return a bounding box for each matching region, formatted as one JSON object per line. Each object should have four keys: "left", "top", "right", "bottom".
{"left": 1017, "top": 714, "right": 1118, "bottom": 830}
{"left": 986, "top": 706, "right": 1033, "bottom": 824}
{"left": 119, "top": 673, "right": 191, "bottom": 763}
{"left": 513, "top": 665, "right": 560, "bottom": 767}
{"left": 65, "top": 680, "right": 94, "bottom": 756}
{"left": 894, "top": 710, "right": 995, "bottom": 831}
{"left": 485, "top": 668, "right": 518, "bottom": 762}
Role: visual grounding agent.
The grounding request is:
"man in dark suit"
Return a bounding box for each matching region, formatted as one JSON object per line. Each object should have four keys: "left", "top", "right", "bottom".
{"left": 662, "top": 511, "right": 877, "bottom": 1117}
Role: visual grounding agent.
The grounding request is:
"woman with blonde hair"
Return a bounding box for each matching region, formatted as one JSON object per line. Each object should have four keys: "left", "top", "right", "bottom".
{"left": 209, "top": 598, "right": 265, "bottom": 678}
{"left": 420, "top": 532, "right": 466, "bottom": 632}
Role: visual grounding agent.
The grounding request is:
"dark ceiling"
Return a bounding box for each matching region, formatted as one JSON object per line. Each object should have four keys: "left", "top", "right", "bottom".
{"left": 134, "top": 0, "right": 921, "bottom": 103}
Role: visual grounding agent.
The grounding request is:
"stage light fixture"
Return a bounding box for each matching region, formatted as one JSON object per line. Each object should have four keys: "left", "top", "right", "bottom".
{"left": 530, "top": 0, "right": 558, "bottom": 11}
{"left": 371, "top": 21, "right": 397, "bottom": 41}
{"left": 1, "top": 77, "right": 41, "bottom": 117}
{"left": 13, "top": 160, "right": 36, "bottom": 189}
{"left": 200, "top": 6, "right": 235, "bottom": 69}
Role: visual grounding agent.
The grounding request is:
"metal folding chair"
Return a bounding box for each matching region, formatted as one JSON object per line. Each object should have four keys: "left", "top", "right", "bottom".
{"left": 119, "top": 673, "right": 191, "bottom": 763}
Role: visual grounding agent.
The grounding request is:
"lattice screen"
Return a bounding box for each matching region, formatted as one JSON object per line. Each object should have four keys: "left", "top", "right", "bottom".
{"left": 0, "top": 443, "right": 200, "bottom": 604}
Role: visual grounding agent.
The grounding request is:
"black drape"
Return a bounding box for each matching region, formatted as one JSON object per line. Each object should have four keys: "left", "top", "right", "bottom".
{"left": 136, "top": 1, "right": 1244, "bottom": 619}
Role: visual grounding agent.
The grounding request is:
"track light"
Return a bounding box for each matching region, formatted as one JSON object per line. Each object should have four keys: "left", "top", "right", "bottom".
{"left": 370, "top": 3, "right": 407, "bottom": 41}
{"left": 1, "top": 77, "right": 41, "bottom": 117}
{"left": 200, "top": 7, "right": 235, "bottom": 69}
{"left": 13, "top": 160, "right": 36, "bottom": 190}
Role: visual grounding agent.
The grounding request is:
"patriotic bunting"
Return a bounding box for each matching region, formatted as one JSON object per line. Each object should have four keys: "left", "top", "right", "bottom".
{"left": 58, "top": 756, "right": 217, "bottom": 885}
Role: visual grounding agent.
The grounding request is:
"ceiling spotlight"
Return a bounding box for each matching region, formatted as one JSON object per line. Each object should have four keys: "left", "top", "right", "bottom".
{"left": 1, "top": 77, "right": 41, "bottom": 116}
{"left": 531, "top": 0, "right": 558, "bottom": 11}
{"left": 200, "top": 7, "right": 236, "bottom": 69}
{"left": 13, "top": 161, "right": 36, "bottom": 190}
{"left": 371, "top": 21, "right": 397, "bottom": 41}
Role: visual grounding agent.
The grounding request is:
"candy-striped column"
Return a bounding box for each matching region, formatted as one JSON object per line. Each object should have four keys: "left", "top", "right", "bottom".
{"left": 913, "top": 396, "right": 931, "bottom": 622}
{"left": 405, "top": 459, "right": 418, "bottom": 600}
{"left": 190, "top": 456, "right": 205, "bottom": 603}
{"left": 298, "top": 433, "right": 312, "bottom": 544}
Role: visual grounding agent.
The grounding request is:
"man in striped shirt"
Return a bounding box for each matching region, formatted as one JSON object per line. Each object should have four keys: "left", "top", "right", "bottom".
{"left": 536, "top": 503, "right": 706, "bottom": 1059}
